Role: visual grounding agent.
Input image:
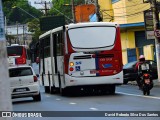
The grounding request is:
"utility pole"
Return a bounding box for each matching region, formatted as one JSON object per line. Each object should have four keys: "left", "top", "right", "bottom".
{"left": 34, "top": 1, "right": 51, "bottom": 16}
{"left": 23, "top": 25, "right": 25, "bottom": 45}
{"left": 151, "top": 0, "right": 160, "bottom": 82}
{"left": 71, "top": 0, "right": 76, "bottom": 23}
{"left": 0, "top": 0, "right": 12, "bottom": 119}
{"left": 16, "top": 21, "right": 18, "bottom": 44}
{"left": 95, "top": 0, "right": 99, "bottom": 22}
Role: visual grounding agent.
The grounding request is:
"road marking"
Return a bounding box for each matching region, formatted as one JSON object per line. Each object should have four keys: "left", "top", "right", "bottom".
{"left": 117, "top": 92, "right": 160, "bottom": 100}
{"left": 45, "top": 95, "right": 50, "bottom": 97}
{"left": 89, "top": 108, "right": 98, "bottom": 111}
{"left": 69, "top": 102, "right": 77, "bottom": 105}
{"left": 56, "top": 98, "right": 61, "bottom": 101}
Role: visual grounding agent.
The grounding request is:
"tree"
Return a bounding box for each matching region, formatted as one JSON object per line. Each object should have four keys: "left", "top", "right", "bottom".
{"left": 2, "top": 0, "right": 43, "bottom": 45}
{"left": 27, "top": 18, "right": 44, "bottom": 45}
{"left": 49, "top": 0, "right": 85, "bottom": 24}
{"left": 3, "top": 0, "right": 43, "bottom": 25}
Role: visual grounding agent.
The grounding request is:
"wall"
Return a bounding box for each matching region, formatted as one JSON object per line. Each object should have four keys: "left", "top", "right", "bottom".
{"left": 99, "top": 0, "right": 153, "bottom": 64}
{"left": 125, "top": 0, "right": 150, "bottom": 23}
{"left": 98, "top": 0, "right": 113, "bottom": 22}
{"left": 108, "top": 0, "right": 150, "bottom": 24}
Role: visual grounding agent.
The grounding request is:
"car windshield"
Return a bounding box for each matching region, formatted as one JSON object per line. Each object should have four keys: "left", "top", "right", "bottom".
{"left": 9, "top": 67, "right": 33, "bottom": 77}
{"left": 123, "top": 61, "right": 137, "bottom": 69}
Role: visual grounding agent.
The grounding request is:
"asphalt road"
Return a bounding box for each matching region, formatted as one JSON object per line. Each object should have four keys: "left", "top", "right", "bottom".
{"left": 11, "top": 84, "right": 160, "bottom": 120}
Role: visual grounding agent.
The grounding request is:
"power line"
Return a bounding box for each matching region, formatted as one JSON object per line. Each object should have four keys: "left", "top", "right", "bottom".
{"left": 34, "top": 1, "right": 51, "bottom": 16}
{"left": 103, "top": 2, "right": 149, "bottom": 11}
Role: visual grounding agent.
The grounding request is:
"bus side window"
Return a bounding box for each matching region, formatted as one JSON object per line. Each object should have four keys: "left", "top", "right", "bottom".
{"left": 44, "top": 37, "right": 50, "bottom": 58}
{"left": 56, "top": 32, "right": 64, "bottom": 56}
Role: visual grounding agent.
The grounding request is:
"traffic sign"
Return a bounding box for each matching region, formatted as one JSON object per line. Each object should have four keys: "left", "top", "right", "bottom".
{"left": 154, "top": 29, "right": 160, "bottom": 38}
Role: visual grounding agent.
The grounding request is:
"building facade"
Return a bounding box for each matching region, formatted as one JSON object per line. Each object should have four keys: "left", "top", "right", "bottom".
{"left": 6, "top": 24, "right": 32, "bottom": 46}
{"left": 99, "top": 0, "right": 155, "bottom": 64}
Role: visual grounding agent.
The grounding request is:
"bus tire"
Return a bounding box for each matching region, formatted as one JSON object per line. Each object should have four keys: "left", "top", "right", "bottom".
{"left": 45, "top": 86, "right": 50, "bottom": 93}
{"left": 110, "top": 85, "right": 115, "bottom": 95}
{"left": 61, "top": 88, "right": 67, "bottom": 96}
{"left": 50, "top": 86, "right": 57, "bottom": 94}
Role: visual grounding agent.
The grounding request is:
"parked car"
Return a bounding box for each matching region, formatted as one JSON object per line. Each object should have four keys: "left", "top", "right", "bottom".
{"left": 123, "top": 60, "right": 158, "bottom": 84}
{"left": 9, "top": 66, "right": 41, "bottom": 101}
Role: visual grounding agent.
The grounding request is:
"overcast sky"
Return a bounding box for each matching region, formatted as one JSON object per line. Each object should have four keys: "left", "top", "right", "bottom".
{"left": 28, "top": 0, "right": 52, "bottom": 9}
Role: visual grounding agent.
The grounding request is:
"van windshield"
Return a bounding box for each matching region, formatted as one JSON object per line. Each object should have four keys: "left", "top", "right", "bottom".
{"left": 68, "top": 26, "right": 116, "bottom": 49}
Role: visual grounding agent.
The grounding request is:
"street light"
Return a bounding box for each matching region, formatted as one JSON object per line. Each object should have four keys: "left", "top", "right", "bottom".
{"left": 12, "top": 6, "right": 39, "bottom": 21}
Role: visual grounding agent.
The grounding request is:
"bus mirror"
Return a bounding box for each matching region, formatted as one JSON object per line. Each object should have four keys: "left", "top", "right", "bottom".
{"left": 36, "top": 57, "right": 40, "bottom": 64}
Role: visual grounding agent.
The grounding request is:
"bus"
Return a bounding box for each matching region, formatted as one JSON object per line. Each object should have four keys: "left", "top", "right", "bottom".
{"left": 7, "top": 44, "right": 31, "bottom": 66}
{"left": 38, "top": 22, "right": 123, "bottom": 95}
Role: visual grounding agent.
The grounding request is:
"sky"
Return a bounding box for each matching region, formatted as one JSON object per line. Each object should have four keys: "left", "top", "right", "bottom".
{"left": 28, "top": 0, "right": 52, "bottom": 9}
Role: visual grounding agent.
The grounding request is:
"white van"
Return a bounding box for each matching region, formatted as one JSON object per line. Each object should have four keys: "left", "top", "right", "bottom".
{"left": 9, "top": 66, "right": 41, "bottom": 101}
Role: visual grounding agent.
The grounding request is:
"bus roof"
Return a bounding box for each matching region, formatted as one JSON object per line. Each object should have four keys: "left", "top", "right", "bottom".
{"left": 39, "top": 26, "right": 63, "bottom": 39}
{"left": 67, "top": 22, "right": 118, "bottom": 29}
{"left": 39, "top": 22, "right": 118, "bottom": 39}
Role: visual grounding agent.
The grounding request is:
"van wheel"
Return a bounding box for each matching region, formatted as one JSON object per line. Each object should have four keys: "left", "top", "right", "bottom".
{"left": 33, "top": 93, "right": 41, "bottom": 101}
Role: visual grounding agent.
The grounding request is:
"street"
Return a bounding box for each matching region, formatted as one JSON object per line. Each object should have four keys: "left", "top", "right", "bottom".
{"left": 12, "top": 83, "right": 160, "bottom": 120}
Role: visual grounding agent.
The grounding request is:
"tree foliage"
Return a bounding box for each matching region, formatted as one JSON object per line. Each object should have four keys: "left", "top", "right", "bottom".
{"left": 49, "top": 0, "right": 85, "bottom": 24}
{"left": 2, "top": 0, "right": 43, "bottom": 44}
{"left": 2, "top": 0, "right": 86, "bottom": 45}
{"left": 2, "top": 0, "right": 43, "bottom": 25}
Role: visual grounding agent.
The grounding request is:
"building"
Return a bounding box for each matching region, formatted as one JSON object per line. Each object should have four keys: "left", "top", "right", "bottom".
{"left": 98, "top": 0, "right": 155, "bottom": 64}
{"left": 75, "top": 4, "right": 96, "bottom": 23}
{"left": 6, "top": 24, "right": 32, "bottom": 46}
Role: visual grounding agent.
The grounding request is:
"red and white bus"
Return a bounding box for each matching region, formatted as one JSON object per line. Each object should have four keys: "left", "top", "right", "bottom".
{"left": 38, "top": 22, "right": 123, "bottom": 95}
{"left": 7, "top": 44, "right": 31, "bottom": 66}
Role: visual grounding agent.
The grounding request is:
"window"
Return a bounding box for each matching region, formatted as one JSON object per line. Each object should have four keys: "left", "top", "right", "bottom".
{"left": 7, "top": 46, "right": 23, "bottom": 56}
{"left": 9, "top": 67, "right": 33, "bottom": 77}
{"left": 56, "top": 31, "right": 64, "bottom": 56}
{"left": 53, "top": 31, "right": 64, "bottom": 56}
{"left": 44, "top": 46, "right": 50, "bottom": 58}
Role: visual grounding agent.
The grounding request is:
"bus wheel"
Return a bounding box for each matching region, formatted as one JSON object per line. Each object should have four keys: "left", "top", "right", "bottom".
{"left": 50, "top": 86, "right": 57, "bottom": 94}
{"left": 109, "top": 85, "right": 115, "bottom": 95}
{"left": 45, "top": 86, "right": 50, "bottom": 93}
{"left": 60, "top": 87, "right": 68, "bottom": 96}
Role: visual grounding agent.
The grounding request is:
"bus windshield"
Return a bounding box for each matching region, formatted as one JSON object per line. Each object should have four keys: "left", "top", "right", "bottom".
{"left": 68, "top": 26, "right": 116, "bottom": 49}
{"left": 7, "top": 46, "right": 23, "bottom": 56}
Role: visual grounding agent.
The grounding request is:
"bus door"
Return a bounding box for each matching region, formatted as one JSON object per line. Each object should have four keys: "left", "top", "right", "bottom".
{"left": 53, "top": 32, "right": 64, "bottom": 88}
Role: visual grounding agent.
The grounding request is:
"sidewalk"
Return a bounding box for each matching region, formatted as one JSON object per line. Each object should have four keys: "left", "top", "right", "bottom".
{"left": 128, "top": 79, "right": 160, "bottom": 87}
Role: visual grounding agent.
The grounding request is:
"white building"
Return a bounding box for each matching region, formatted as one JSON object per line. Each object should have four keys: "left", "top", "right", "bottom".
{"left": 6, "top": 24, "right": 32, "bottom": 45}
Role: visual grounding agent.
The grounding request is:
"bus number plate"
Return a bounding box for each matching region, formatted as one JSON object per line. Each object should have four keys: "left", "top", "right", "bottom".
{"left": 90, "top": 70, "right": 99, "bottom": 74}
